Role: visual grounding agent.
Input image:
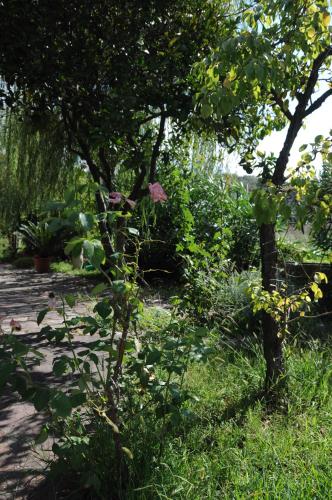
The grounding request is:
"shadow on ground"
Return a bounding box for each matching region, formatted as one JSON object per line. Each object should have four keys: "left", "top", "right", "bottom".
{"left": 0, "top": 264, "right": 99, "bottom": 499}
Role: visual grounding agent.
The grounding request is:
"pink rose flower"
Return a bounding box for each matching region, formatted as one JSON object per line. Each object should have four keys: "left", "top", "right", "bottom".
{"left": 109, "top": 192, "right": 122, "bottom": 204}
{"left": 148, "top": 182, "right": 168, "bottom": 203}
{"left": 10, "top": 318, "right": 22, "bottom": 331}
{"left": 48, "top": 297, "right": 57, "bottom": 309}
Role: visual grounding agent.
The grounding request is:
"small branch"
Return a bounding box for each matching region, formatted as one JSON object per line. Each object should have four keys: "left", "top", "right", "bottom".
{"left": 270, "top": 88, "right": 293, "bottom": 120}
{"left": 128, "top": 113, "right": 166, "bottom": 201}
{"left": 113, "top": 304, "right": 132, "bottom": 382}
{"left": 138, "top": 112, "right": 162, "bottom": 126}
{"left": 304, "top": 88, "right": 332, "bottom": 117}
{"left": 288, "top": 310, "right": 332, "bottom": 324}
{"left": 149, "top": 113, "right": 166, "bottom": 183}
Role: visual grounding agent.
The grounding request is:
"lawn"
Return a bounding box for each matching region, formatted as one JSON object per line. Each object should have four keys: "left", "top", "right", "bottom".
{"left": 128, "top": 308, "right": 332, "bottom": 500}
{"left": 128, "top": 322, "right": 332, "bottom": 499}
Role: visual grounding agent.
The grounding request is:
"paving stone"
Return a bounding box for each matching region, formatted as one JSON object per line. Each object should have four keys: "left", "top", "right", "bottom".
{"left": 0, "top": 264, "right": 97, "bottom": 498}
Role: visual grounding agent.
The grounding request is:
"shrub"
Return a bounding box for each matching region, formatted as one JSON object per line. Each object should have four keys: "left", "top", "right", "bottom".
{"left": 310, "top": 162, "right": 332, "bottom": 254}
{"left": 277, "top": 239, "right": 306, "bottom": 263}
{"left": 132, "top": 168, "right": 259, "bottom": 276}
{"left": 182, "top": 265, "right": 261, "bottom": 336}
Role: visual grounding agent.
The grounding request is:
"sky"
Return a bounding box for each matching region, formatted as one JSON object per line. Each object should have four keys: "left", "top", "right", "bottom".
{"left": 228, "top": 94, "right": 332, "bottom": 177}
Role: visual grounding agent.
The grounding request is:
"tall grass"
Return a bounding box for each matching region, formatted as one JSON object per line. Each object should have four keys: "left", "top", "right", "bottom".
{"left": 129, "top": 337, "right": 332, "bottom": 499}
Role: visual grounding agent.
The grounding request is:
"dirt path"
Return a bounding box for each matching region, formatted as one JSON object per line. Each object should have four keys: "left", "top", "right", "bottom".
{"left": 0, "top": 265, "right": 95, "bottom": 499}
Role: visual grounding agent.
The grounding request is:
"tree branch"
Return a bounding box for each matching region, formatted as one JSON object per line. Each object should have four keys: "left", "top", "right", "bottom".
{"left": 304, "top": 88, "right": 332, "bottom": 117}
{"left": 272, "top": 46, "right": 332, "bottom": 186}
{"left": 149, "top": 113, "right": 166, "bottom": 183}
{"left": 129, "top": 163, "right": 147, "bottom": 201}
{"left": 270, "top": 88, "right": 293, "bottom": 120}
{"left": 98, "top": 146, "right": 113, "bottom": 191}
{"left": 301, "top": 46, "right": 332, "bottom": 110}
{"left": 128, "top": 113, "right": 166, "bottom": 201}
{"left": 138, "top": 112, "right": 162, "bottom": 126}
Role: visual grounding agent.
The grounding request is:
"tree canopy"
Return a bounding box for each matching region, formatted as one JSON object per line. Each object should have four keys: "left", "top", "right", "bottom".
{"left": 0, "top": 0, "right": 223, "bottom": 198}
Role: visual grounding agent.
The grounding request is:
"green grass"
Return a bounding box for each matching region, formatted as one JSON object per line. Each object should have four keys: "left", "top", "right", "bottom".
{"left": 137, "top": 305, "right": 172, "bottom": 338}
{"left": 278, "top": 227, "right": 330, "bottom": 264}
{"left": 130, "top": 337, "right": 332, "bottom": 499}
{"left": 39, "top": 302, "right": 332, "bottom": 499}
{"left": 0, "top": 236, "right": 9, "bottom": 260}
{"left": 51, "top": 260, "right": 102, "bottom": 278}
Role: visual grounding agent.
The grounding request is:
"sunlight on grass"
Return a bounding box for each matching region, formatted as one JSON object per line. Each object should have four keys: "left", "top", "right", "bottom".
{"left": 51, "top": 260, "right": 102, "bottom": 278}
{"left": 132, "top": 339, "right": 332, "bottom": 499}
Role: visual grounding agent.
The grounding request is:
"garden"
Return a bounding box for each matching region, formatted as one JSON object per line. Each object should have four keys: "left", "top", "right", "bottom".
{"left": 0, "top": 1, "right": 332, "bottom": 499}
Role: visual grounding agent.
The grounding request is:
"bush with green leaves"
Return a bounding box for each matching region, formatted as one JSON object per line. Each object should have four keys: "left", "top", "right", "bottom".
{"left": 182, "top": 262, "right": 261, "bottom": 337}
{"left": 132, "top": 166, "right": 259, "bottom": 276}
{"left": 310, "top": 162, "right": 332, "bottom": 254}
{"left": 277, "top": 239, "right": 306, "bottom": 264}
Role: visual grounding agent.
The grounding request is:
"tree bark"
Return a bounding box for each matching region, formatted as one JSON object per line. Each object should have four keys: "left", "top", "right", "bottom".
{"left": 259, "top": 223, "right": 284, "bottom": 391}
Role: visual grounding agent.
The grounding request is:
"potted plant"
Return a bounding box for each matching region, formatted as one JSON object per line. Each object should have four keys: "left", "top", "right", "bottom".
{"left": 17, "top": 221, "right": 55, "bottom": 273}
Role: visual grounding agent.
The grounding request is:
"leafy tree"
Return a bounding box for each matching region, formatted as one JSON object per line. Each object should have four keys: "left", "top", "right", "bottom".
{"left": 197, "top": 0, "right": 332, "bottom": 392}
{"left": 311, "top": 159, "right": 332, "bottom": 252}
{"left": 0, "top": 109, "right": 76, "bottom": 234}
{"left": 0, "top": 0, "right": 224, "bottom": 257}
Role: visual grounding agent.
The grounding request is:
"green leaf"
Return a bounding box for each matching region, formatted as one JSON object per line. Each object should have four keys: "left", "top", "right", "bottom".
{"left": 322, "top": 12, "right": 330, "bottom": 27}
{"left": 83, "top": 239, "right": 105, "bottom": 268}
{"left": 79, "top": 212, "right": 95, "bottom": 231}
{"left": 33, "top": 388, "right": 51, "bottom": 411}
{"left": 112, "top": 280, "right": 126, "bottom": 294}
{"left": 302, "top": 153, "right": 313, "bottom": 163}
{"left": 201, "top": 102, "right": 212, "bottom": 119}
{"left": 65, "top": 294, "right": 76, "bottom": 308}
{"left": 92, "top": 283, "right": 108, "bottom": 295}
{"left": 94, "top": 300, "right": 113, "bottom": 319}
{"left": 35, "top": 426, "right": 49, "bottom": 445}
{"left": 37, "top": 309, "right": 48, "bottom": 325}
{"left": 146, "top": 349, "right": 162, "bottom": 364}
{"left": 83, "top": 240, "right": 94, "bottom": 260}
{"left": 127, "top": 227, "right": 139, "bottom": 236}
{"left": 53, "top": 357, "right": 70, "bottom": 377}
{"left": 69, "top": 391, "right": 86, "bottom": 408}
{"left": 64, "top": 237, "right": 84, "bottom": 257}
{"left": 51, "top": 391, "right": 72, "bottom": 418}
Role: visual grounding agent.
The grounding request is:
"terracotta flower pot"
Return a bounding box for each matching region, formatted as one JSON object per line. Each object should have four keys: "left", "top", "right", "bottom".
{"left": 34, "top": 256, "right": 52, "bottom": 273}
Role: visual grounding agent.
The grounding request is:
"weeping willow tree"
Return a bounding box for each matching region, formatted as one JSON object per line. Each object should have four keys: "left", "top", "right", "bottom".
{"left": 0, "top": 108, "right": 77, "bottom": 233}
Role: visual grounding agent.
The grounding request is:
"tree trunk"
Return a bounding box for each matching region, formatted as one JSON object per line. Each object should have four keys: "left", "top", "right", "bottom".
{"left": 259, "top": 223, "right": 284, "bottom": 392}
